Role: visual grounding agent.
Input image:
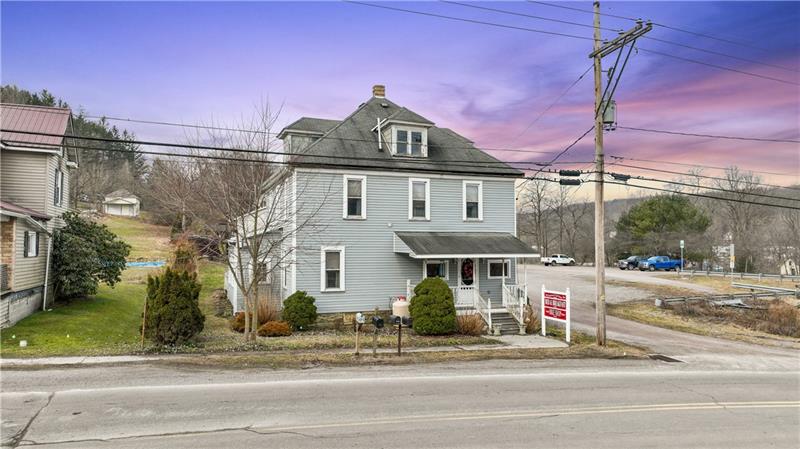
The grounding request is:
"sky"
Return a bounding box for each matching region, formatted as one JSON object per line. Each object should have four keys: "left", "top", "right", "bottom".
{"left": 2, "top": 1, "right": 799, "bottom": 199}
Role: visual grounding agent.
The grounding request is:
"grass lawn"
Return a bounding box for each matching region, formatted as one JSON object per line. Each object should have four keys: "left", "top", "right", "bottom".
{"left": 100, "top": 215, "right": 172, "bottom": 261}
{"left": 0, "top": 271, "right": 150, "bottom": 357}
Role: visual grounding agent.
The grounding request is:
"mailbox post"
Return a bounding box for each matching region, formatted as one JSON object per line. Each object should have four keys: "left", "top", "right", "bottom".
{"left": 354, "top": 312, "right": 366, "bottom": 356}
{"left": 389, "top": 315, "right": 412, "bottom": 356}
{"left": 371, "top": 312, "right": 384, "bottom": 358}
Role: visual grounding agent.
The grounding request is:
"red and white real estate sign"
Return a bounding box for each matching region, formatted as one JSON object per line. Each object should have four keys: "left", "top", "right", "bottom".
{"left": 541, "top": 286, "right": 570, "bottom": 343}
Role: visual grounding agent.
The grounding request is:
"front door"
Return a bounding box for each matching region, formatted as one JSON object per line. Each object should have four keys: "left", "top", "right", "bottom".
{"left": 458, "top": 258, "right": 478, "bottom": 289}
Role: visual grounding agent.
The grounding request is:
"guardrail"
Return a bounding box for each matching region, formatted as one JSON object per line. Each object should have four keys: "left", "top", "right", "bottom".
{"left": 680, "top": 269, "right": 800, "bottom": 282}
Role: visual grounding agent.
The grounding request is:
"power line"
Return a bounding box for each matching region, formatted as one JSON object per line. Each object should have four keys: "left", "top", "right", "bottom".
{"left": 617, "top": 126, "right": 800, "bottom": 145}
{"left": 448, "top": 0, "right": 795, "bottom": 73}
{"left": 608, "top": 161, "right": 800, "bottom": 192}
{"left": 0, "top": 129, "right": 590, "bottom": 171}
{"left": 637, "top": 48, "right": 799, "bottom": 86}
{"left": 609, "top": 155, "right": 799, "bottom": 178}
{"left": 641, "top": 36, "right": 798, "bottom": 73}
{"left": 509, "top": 65, "right": 593, "bottom": 144}
{"left": 350, "top": 0, "right": 797, "bottom": 86}
{"left": 443, "top": 1, "right": 620, "bottom": 32}
{"left": 608, "top": 171, "right": 800, "bottom": 203}
{"left": 81, "top": 113, "right": 563, "bottom": 156}
{"left": 601, "top": 179, "right": 800, "bottom": 211}
{"left": 528, "top": 1, "right": 765, "bottom": 50}
{"left": 345, "top": 1, "right": 591, "bottom": 40}
{"left": 517, "top": 126, "right": 595, "bottom": 195}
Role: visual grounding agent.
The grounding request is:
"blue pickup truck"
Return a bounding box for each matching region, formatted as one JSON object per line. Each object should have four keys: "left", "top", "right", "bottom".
{"left": 638, "top": 256, "right": 682, "bottom": 271}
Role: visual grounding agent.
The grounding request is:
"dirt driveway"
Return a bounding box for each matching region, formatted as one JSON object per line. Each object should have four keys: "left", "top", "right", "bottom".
{"left": 523, "top": 265, "right": 799, "bottom": 369}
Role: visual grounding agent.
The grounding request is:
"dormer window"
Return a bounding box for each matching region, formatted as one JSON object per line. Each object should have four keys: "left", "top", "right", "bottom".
{"left": 393, "top": 127, "right": 427, "bottom": 157}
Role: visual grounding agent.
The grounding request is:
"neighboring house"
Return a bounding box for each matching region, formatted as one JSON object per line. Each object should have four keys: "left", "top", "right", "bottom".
{"left": 0, "top": 103, "right": 77, "bottom": 328}
{"left": 102, "top": 189, "right": 140, "bottom": 217}
{"left": 225, "top": 85, "right": 535, "bottom": 333}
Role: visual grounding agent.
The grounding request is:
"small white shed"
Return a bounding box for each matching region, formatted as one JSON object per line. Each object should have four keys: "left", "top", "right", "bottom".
{"left": 102, "top": 190, "right": 140, "bottom": 217}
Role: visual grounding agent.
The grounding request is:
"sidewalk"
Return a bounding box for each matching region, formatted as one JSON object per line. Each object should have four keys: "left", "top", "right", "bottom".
{"left": 0, "top": 335, "right": 568, "bottom": 367}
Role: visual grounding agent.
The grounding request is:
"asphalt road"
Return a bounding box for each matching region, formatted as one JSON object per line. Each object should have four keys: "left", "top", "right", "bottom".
{"left": 2, "top": 360, "right": 798, "bottom": 448}
{"left": 524, "top": 265, "right": 800, "bottom": 368}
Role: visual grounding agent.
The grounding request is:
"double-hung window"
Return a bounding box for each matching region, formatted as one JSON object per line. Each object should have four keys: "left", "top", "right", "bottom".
{"left": 321, "top": 246, "right": 345, "bottom": 292}
{"left": 424, "top": 260, "right": 449, "bottom": 280}
{"left": 463, "top": 180, "right": 482, "bottom": 221}
{"left": 408, "top": 178, "right": 430, "bottom": 220}
{"left": 487, "top": 259, "right": 510, "bottom": 279}
{"left": 54, "top": 169, "right": 63, "bottom": 206}
{"left": 23, "top": 231, "right": 39, "bottom": 258}
{"left": 393, "top": 127, "right": 427, "bottom": 157}
{"left": 342, "top": 175, "right": 366, "bottom": 219}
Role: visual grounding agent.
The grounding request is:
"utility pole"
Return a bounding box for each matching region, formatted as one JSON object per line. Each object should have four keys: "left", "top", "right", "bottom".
{"left": 589, "top": 2, "right": 652, "bottom": 346}
{"left": 592, "top": 1, "right": 607, "bottom": 346}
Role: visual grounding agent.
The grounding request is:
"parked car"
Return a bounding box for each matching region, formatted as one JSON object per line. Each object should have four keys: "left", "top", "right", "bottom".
{"left": 617, "top": 256, "right": 643, "bottom": 270}
{"left": 638, "top": 256, "right": 681, "bottom": 271}
{"left": 542, "top": 254, "right": 576, "bottom": 266}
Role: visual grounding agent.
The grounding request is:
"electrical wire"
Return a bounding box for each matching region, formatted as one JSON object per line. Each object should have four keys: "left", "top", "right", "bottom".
{"left": 600, "top": 179, "right": 800, "bottom": 211}
{"left": 516, "top": 126, "right": 595, "bottom": 195}
{"left": 617, "top": 126, "right": 800, "bottom": 144}
{"left": 527, "top": 1, "right": 767, "bottom": 51}
{"left": 607, "top": 162, "right": 800, "bottom": 192}
{"left": 609, "top": 155, "right": 799, "bottom": 178}
{"left": 443, "top": 1, "right": 620, "bottom": 32}
{"left": 607, "top": 172, "right": 800, "bottom": 203}
{"left": 345, "top": 1, "right": 591, "bottom": 40}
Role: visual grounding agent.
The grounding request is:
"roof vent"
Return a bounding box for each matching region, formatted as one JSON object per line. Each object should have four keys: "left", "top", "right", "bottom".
{"left": 380, "top": 102, "right": 389, "bottom": 108}
{"left": 372, "top": 84, "right": 386, "bottom": 98}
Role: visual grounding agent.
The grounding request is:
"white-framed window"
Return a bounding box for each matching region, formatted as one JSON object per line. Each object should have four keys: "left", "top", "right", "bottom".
{"left": 320, "top": 246, "right": 345, "bottom": 292}
{"left": 54, "top": 168, "right": 63, "bottom": 206}
{"left": 393, "top": 127, "right": 427, "bottom": 157}
{"left": 423, "top": 260, "right": 449, "bottom": 280}
{"left": 342, "top": 175, "right": 366, "bottom": 219}
{"left": 252, "top": 259, "right": 272, "bottom": 285}
{"left": 463, "top": 180, "right": 483, "bottom": 221}
{"left": 487, "top": 259, "right": 510, "bottom": 279}
{"left": 23, "top": 231, "right": 39, "bottom": 258}
{"left": 408, "top": 178, "right": 430, "bottom": 220}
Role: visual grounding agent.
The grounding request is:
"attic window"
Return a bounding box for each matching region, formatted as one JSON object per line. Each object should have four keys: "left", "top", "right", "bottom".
{"left": 392, "top": 126, "right": 427, "bottom": 157}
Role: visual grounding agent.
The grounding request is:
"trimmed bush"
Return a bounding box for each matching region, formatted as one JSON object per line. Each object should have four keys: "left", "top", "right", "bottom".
{"left": 230, "top": 312, "right": 246, "bottom": 333}
{"left": 456, "top": 313, "right": 485, "bottom": 336}
{"left": 283, "top": 291, "right": 318, "bottom": 330}
{"left": 409, "top": 277, "right": 456, "bottom": 335}
{"left": 145, "top": 268, "right": 205, "bottom": 346}
{"left": 257, "top": 321, "right": 293, "bottom": 337}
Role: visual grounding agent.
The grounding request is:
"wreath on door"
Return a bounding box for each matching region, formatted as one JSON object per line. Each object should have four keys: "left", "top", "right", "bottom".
{"left": 461, "top": 259, "right": 474, "bottom": 285}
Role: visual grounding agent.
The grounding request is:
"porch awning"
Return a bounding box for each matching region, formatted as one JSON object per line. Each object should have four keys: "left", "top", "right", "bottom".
{"left": 394, "top": 231, "right": 536, "bottom": 259}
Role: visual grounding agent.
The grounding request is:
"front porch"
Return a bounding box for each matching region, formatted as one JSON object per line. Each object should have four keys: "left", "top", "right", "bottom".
{"left": 394, "top": 231, "right": 537, "bottom": 335}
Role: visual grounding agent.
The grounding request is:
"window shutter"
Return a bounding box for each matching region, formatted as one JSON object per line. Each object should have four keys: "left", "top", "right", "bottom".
{"left": 23, "top": 232, "right": 29, "bottom": 257}
{"left": 59, "top": 170, "right": 64, "bottom": 205}
{"left": 35, "top": 233, "right": 40, "bottom": 256}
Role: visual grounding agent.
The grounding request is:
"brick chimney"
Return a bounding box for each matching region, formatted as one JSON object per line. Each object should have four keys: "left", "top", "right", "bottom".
{"left": 372, "top": 84, "right": 386, "bottom": 98}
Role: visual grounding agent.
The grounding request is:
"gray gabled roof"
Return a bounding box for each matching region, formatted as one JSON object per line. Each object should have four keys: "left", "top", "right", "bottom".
{"left": 287, "top": 97, "right": 522, "bottom": 177}
{"left": 278, "top": 117, "right": 340, "bottom": 137}
{"left": 383, "top": 107, "right": 434, "bottom": 126}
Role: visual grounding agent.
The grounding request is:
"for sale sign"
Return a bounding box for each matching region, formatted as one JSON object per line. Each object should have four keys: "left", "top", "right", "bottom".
{"left": 541, "top": 286, "right": 571, "bottom": 343}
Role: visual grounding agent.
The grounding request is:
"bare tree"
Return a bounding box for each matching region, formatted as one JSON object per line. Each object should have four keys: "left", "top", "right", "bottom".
{"left": 518, "top": 179, "right": 554, "bottom": 256}
{"left": 148, "top": 158, "right": 198, "bottom": 233}
{"left": 714, "top": 167, "right": 770, "bottom": 272}
{"left": 179, "top": 103, "right": 328, "bottom": 341}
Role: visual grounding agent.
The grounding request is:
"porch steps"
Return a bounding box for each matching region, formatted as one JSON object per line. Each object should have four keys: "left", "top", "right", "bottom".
{"left": 488, "top": 311, "right": 523, "bottom": 335}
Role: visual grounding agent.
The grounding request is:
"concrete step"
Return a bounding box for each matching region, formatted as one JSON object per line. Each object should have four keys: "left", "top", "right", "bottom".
{"left": 487, "top": 312, "right": 523, "bottom": 335}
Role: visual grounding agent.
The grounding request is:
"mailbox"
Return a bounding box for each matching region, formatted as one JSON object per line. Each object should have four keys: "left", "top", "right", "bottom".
{"left": 372, "top": 315, "right": 384, "bottom": 329}
{"left": 355, "top": 312, "right": 366, "bottom": 325}
{"left": 401, "top": 316, "right": 413, "bottom": 327}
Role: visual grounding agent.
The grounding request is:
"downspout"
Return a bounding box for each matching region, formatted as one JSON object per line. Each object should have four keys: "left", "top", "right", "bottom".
{"left": 42, "top": 235, "right": 53, "bottom": 311}
{"left": 377, "top": 118, "right": 383, "bottom": 151}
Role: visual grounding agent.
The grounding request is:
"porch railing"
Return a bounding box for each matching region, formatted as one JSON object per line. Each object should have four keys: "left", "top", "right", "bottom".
{"left": 474, "top": 290, "right": 492, "bottom": 330}
{"left": 502, "top": 281, "right": 527, "bottom": 333}
{"left": 451, "top": 286, "right": 477, "bottom": 307}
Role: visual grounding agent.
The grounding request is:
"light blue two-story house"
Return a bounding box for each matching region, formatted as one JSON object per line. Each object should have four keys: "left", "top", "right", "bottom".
{"left": 225, "top": 85, "right": 535, "bottom": 332}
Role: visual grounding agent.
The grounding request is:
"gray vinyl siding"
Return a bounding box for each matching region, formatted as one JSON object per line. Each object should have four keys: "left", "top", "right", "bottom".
{"left": 293, "top": 169, "right": 518, "bottom": 313}
{"left": 0, "top": 150, "right": 49, "bottom": 213}
{"left": 11, "top": 219, "right": 48, "bottom": 291}
{"left": 44, "top": 153, "right": 71, "bottom": 230}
